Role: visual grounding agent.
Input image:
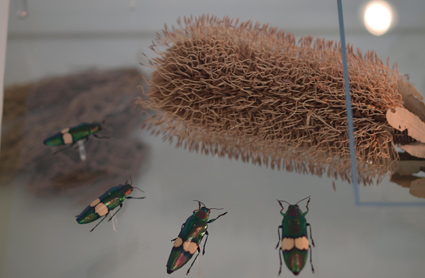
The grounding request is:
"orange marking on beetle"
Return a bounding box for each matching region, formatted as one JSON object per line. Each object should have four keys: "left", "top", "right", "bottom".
{"left": 173, "top": 237, "right": 183, "bottom": 248}
{"left": 281, "top": 237, "right": 295, "bottom": 251}
{"left": 183, "top": 241, "right": 198, "bottom": 254}
{"left": 95, "top": 203, "right": 108, "bottom": 216}
{"left": 295, "top": 236, "right": 309, "bottom": 250}
{"left": 63, "top": 133, "right": 73, "bottom": 144}
{"left": 90, "top": 198, "right": 101, "bottom": 207}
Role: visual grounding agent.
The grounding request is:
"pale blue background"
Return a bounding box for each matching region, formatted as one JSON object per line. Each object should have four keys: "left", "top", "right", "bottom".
{"left": 2, "top": 1, "right": 425, "bottom": 278}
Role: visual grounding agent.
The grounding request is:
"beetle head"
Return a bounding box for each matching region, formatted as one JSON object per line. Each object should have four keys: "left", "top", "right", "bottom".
{"left": 192, "top": 200, "right": 225, "bottom": 221}
{"left": 192, "top": 200, "right": 210, "bottom": 220}
{"left": 193, "top": 207, "right": 210, "bottom": 220}
{"left": 118, "top": 183, "right": 133, "bottom": 196}
{"left": 87, "top": 122, "right": 102, "bottom": 132}
{"left": 277, "top": 196, "right": 310, "bottom": 215}
{"left": 286, "top": 205, "right": 303, "bottom": 216}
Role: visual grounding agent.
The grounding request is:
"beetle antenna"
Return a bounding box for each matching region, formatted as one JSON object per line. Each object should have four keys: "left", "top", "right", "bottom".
{"left": 100, "top": 119, "right": 111, "bottom": 133}
{"left": 276, "top": 199, "right": 292, "bottom": 206}
{"left": 133, "top": 187, "right": 145, "bottom": 193}
{"left": 124, "top": 176, "right": 133, "bottom": 186}
{"left": 193, "top": 200, "right": 206, "bottom": 208}
{"left": 295, "top": 196, "right": 311, "bottom": 205}
{"left": 209, "top": 207, "right": 224, "bottom": 210}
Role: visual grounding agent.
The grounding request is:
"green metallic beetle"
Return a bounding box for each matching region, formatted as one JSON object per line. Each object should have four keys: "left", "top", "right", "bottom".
{"left": 43, "top": 121, "right": 108, "bottom": 150}
{"left": 166, "top": 200, "right": 228, "bottom": 275}
{"left": 275, "top": 196, "right": 315, "bottom": 276}
{"left": 76, "top": 181, "right": 145, "bottom": 232}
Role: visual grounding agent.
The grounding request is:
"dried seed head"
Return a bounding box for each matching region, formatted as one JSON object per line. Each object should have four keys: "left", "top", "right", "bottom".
{"left": 392, "top": 129, "right": 416, "bottom": 145}
{"left": 136, "top": 15, "right": 405, "bottom": 185}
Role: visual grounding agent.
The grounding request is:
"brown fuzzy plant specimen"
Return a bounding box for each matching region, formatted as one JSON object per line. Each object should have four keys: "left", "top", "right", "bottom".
{"left": 135, "top": 14, "right": 413, "bottom": 185}
{"left": 1, "top": 68, "right": 146, "bottom": 201}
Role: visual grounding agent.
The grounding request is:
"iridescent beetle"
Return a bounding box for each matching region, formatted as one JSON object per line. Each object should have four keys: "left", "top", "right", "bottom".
{"left": 275, "top": 196, "right": 315, "bottom": 276}
{"left": 166, "top": 200, "right": 228, "bottom": 275}
{"left": 76, "top": 181, "right": 145, "bottom": 232}
{"left": 44, "top": 121, "right": 108, "bottom": 151}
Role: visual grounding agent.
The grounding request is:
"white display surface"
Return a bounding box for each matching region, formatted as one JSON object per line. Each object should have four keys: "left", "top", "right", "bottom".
{"left": 2, "top": 1, "right": 425, "bottom": 277}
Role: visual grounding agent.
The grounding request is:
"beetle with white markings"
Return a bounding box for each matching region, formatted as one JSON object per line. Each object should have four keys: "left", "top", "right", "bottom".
{"left": 76, "top": 181, "right": 145, "bottom": 232}
{"left": 166, "top": 200, "right": 228, "bottom": 275}
{"left": 44, "top": 121, "right": 108, "bottom": 153}
{"left": 275, "top": 196, "right": 315, "bottom": 276}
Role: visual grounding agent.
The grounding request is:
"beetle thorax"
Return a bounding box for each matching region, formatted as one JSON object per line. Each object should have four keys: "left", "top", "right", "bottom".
{"left": 88, "top": 123, "right": 101, "bottom": 132}
{"left": 194, "top": 208, "right": 210, "bottom": 221}
{"left": 118, "top": 184, "right": 133, "bottom": 196}
{"left": 286, "top": 205, "right": 302, "bottom": 216}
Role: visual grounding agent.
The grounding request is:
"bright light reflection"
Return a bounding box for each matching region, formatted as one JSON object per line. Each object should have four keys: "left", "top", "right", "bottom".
{"left": 363, "top": 1, "right": 394, "bottom": 36}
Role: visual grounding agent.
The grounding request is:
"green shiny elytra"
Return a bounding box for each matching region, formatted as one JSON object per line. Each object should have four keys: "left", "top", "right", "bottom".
{"left": 76, "top": 182, "right": 145, "bottom": 232}
{"left": 43, "top": 122, "right": 107, "bottom": 147}
{"left": 275, "top": 197, "right": 315, "bottom": 276}
{"left": 166, "top": 201, "right": 228, "bottom": 275}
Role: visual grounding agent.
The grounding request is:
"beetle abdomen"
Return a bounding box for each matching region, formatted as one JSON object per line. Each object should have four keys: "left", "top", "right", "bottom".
{"left": 283, "top": 248, "right": 308, "bottom": 275}
{"left": 76, "top": 198, "right": 106, "bottom": 224}
{"left": 43, "top": 134, "right": 66, "bottom": 146}
{"left": 166, "top": 246, "right": 192, "bottom": 274}
{"left": 76, "top": 207, "right": 100, "bottom": 224}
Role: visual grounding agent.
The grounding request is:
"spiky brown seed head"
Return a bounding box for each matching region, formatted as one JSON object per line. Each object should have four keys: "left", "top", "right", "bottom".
{"left": 392, "top": 129, "right": 416, "bottom": 145}
{"left": 136, "top": 15, "right": 405, "bottom": 185}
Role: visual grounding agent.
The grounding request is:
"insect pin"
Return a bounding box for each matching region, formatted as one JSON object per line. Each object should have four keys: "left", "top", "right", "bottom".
{"left": 166, "top": 200, "right": 228, "bottom": 275}
{"left": 43, "top": 121, "right": 108, "bottom": 153}
{"left": 75, "top": 181, "right": 145, "bottom": 232}
{"left": 275, "top": 196, "right": 315, "bottom": 276}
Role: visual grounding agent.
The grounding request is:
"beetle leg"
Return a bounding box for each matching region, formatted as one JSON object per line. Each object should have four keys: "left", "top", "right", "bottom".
{"left": 306, "top": 222, "right": 315, "bottom": 273}
{"left": 53, "top": 144, "right": 75, "bottom": 155}
{"left": 58, "top": 140, "right": 81, "bottom": 153}
{"left": 207, "top": 211, "right": 228, "bottom": 223}
{"left": 309, "top": 246, "right": 314, "bottom": 273}
{"left": 202, "top": 231, "right": 209, "bottom": 255}
{"left": 186, "top": 246, "right": 201, "bottom": 275}
{"left": 71, "top": 139, "right": 85, "bottom": 151}
{"left": 278, "top": 249, "right": 283, "bottom": 276}
{"left": 90, "top": 212, "right": 109, "bottom": 232}
{"left": 303, "top": 198, "right": 311, "bottom": 216}
{"left": 275, "top": 225, "right": 282, "bottom": 249}
{"left": 171, "top": 238, "right": 177, "bottom": 242}
{"left": 126, "top": 196, "right": 146, "bottom": 200}
{"left": 306, "top": 223, "right": 315, "bottom": 247}
{"left": 108, "top": 204, "right": 122, "bottom": 222}
{"left": 93, "top": 133, "right": 110, "bottom": 139}
{"left": 277, "top": 200, "right": 285, "bottom": 216}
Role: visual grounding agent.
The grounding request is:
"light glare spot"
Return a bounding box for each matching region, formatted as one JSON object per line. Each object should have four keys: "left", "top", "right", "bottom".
{"left": 363, "top": 1, "right": 394, "bottom": 36}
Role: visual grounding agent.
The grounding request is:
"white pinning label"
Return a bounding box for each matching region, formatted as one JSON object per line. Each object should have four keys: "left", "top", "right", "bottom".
{"left": 95, "top": 203, "right": 108, "bottom": 216}
{"left": 61, "top": 128, "right": 70, "bottom": 134}
{"left": 77, "top": 140, "right": 86, "bottom": 161}
{"left": 173, "top": 237, "right": 183, "bottom": 248}
{"left": 281, "top": 237, "right": 295, "bottom": 251}
{"left": 90, "top": 198, "right": 101, "bottom": 207}
{"left": 63, "top": 133, "right": 73, "bottom": 144}
{"left": 295, "top": 236, "right": 309, "bottom": 250}
{"left": 183, "top": 240, "right": 198, "bottom": 254}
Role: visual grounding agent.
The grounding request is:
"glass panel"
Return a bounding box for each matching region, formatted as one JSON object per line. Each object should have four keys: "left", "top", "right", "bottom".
{"left": 2, "top": 1, "right": 425, "bottom": 277}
